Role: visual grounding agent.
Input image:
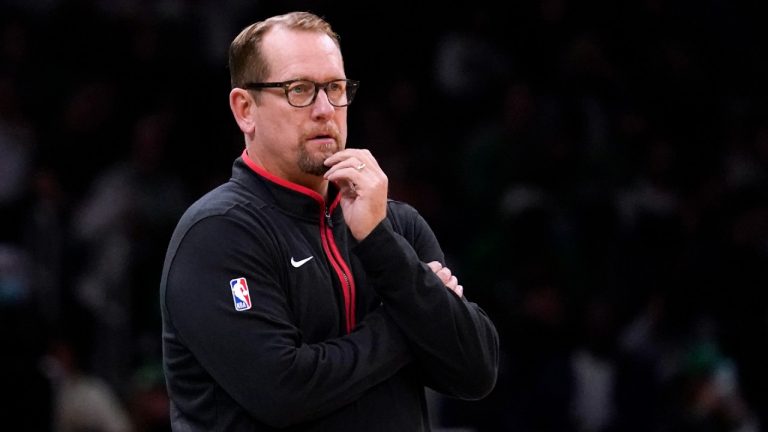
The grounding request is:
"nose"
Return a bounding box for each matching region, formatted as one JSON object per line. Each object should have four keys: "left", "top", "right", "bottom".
{"left": 310, "top": 88, "right": 335, "bottom": 120}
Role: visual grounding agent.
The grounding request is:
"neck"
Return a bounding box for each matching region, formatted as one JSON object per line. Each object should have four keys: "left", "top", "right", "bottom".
{"left": 298, "top": 174, "right": 329, "bottom": 199}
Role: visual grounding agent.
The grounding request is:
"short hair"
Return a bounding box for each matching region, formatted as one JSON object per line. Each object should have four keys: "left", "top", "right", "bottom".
{"left": 228, "top": 12, "right": 341, "bottom": 89}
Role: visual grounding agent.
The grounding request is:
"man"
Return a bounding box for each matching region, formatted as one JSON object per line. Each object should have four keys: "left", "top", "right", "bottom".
{"left": 160, "top": 11, "right": 498, "bottom": 431}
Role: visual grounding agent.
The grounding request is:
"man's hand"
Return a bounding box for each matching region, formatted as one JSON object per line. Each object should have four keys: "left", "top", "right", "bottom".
{"left": 427, "top": 261, "right": 464, "bottom": 298}
{"left": 324, "top": 149, "right": 388, "bottom": 241}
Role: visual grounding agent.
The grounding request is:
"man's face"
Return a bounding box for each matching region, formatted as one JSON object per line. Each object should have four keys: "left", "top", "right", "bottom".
{"left": 250, "top": 27, "right": 348, "bottom": 182}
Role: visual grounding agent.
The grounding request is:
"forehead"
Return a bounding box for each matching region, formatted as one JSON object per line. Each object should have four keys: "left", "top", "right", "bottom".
{"left": 261, "top": 27, "right": 344, "bottom": 80}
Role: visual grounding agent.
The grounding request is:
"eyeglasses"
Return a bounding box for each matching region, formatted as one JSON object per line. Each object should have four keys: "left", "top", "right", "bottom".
{"left": 243, "top": 79, "right": 360, "bottom": 107}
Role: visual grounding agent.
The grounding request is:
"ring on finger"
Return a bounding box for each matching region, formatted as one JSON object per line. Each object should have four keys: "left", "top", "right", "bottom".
{"left": 355, "top": 163, "right": 366, "bottom": 171}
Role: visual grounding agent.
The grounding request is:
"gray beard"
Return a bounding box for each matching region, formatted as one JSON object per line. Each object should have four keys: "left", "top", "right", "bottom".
{"left": 298, "top": 143, "right": 331, "bottom": 176}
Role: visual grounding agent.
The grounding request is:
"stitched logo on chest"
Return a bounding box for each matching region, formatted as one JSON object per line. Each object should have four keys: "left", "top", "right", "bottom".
{"left": 291, "top": 256, "right": 314, "bottom": 268}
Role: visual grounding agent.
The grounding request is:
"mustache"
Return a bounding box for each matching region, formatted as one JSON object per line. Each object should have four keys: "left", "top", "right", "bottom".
{"left": 302, "top": 126, "right": 341, "bottom": 142}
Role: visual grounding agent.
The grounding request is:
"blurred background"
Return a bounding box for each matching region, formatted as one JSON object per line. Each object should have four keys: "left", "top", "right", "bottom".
{"left": 1, "top": 0, "right": 768, "bottom": 431}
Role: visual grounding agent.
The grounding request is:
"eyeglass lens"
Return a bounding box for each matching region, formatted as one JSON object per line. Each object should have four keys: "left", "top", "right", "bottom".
{"left": 287, "top": 80, "right": 351, "bottom": 107}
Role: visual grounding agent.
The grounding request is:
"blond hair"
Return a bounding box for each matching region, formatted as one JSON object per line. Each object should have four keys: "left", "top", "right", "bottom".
{"left": 228, "top": 12, "right": 340, "bottom": 89}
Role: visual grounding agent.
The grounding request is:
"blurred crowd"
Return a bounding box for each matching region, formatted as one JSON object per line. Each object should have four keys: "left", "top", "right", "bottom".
{"left": 1, "top": 1, "right": 767, "bottom": 431}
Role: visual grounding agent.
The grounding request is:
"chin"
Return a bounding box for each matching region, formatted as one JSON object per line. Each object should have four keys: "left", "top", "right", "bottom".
{"left": 298, "top": 153, "right": 330, "bottom": 176}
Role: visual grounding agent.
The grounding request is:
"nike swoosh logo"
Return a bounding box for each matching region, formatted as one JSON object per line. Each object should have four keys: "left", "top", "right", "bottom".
{"left": 291, "top": 256, "right": 314, "bottom": 268}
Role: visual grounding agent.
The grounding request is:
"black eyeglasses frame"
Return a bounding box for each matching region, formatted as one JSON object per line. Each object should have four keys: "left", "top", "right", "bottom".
{"left": 242, "top": 79, "right": 360, "bottom": 107}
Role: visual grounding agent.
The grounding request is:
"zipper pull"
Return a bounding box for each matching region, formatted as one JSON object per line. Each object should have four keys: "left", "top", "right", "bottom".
{"left": 325, "top": 208, "right": 333, "bottom": 228}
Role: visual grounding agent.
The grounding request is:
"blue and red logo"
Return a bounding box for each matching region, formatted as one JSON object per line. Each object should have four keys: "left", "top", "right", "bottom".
{"left": 230, "top": 277, "right": 252, "bottom": 311}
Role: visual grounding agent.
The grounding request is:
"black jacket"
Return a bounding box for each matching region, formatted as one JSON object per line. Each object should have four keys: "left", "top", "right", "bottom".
{"left": 160, "top": 153, "right": 498, "bottom": 431}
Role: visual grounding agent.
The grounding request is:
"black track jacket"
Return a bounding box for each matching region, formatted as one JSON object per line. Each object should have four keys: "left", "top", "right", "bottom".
{"left": 160, "top": 153, "right": 499, "bottom": 431}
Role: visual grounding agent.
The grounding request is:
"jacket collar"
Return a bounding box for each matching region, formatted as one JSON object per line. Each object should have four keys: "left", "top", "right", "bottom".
{"left": 233, "top": 149, "right": 342, "bottom": 222}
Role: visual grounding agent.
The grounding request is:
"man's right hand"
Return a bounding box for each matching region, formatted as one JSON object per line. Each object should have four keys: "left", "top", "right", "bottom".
{"left": 427, "top": 261, "right": 464, "bottom": 298}
{"left": 324, "top": 149, "right": 388, "bottom": 241}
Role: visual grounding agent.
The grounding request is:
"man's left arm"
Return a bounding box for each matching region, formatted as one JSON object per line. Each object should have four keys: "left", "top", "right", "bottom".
{"left": 325, "top": 149, "right": 499, "bottom": 400}
{"left": 354, "top": 211, "right": 499, "bottom": 400}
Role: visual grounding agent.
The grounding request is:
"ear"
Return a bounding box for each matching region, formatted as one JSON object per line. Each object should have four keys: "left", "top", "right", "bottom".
{"left": 229, "top": 88, "right": 256, "bottom": 135}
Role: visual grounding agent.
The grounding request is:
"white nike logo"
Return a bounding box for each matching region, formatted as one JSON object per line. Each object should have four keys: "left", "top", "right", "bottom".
{"left": 291, "top": 256, "right": 314, "bottom": 268}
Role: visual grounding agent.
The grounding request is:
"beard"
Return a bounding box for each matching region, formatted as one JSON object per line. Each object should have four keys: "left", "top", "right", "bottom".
{"left": 297, "top": 140, "right": 336, "bottom": 176}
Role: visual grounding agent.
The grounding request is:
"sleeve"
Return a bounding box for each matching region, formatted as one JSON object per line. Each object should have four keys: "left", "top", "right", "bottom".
{"left": 353, "top": 211, "right": 499, "bottom": 400}
{"left": 164, "top": 215, "right": 411, "bottom": 428}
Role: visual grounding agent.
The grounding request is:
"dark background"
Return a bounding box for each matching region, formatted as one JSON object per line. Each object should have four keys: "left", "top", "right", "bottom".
{"left": 2, "top": 1, "right": 768, "bottom": 431}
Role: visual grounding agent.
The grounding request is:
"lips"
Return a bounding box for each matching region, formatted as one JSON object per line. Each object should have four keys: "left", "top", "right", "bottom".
{"left": 306, "top": 130, "right": 339, "bottom": 145}
{"left": 310, "top": 134, "right": 333, "bottom": 140}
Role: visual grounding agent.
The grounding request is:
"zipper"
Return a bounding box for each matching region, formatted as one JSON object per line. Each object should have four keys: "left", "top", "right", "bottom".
{"left": 320, "top": 205, "right": 356, "bottom": 333}
{"left": 325, "top": 209, "right": 333, "bottom": 228}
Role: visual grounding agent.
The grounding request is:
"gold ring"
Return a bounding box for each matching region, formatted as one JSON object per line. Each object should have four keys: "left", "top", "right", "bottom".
{"left": 355, "top": 163, "right": 366, "bottom": 171}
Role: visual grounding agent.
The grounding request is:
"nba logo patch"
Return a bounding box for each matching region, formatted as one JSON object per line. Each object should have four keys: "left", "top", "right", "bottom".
{"left": 230, "top": 277, "right": 252, "bottom": 311}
